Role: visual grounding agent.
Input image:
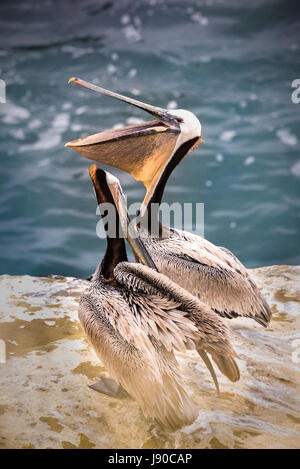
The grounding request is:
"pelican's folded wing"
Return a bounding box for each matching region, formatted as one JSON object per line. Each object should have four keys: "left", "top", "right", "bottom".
{"left": 147, "top": 232, "right": 271, "bottom": 327}
{"left": 114, "top": 262, "right": 240, "bottom": 390}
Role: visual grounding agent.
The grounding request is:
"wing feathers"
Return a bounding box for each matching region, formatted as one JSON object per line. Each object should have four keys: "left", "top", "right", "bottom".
{"left": 197, "top": 349, "right": 220, "bottom": 394}
{"left": 145, "top": 233, "right": 271, "bottom": 326}
{"left": 210, "top": 352, "right": 240, "bottom": 383}
{"left": 79, "top": 295, "right": 198, "bottom": 429}
{"left": 114, "top": 262, "right": 239, "bottom": 387}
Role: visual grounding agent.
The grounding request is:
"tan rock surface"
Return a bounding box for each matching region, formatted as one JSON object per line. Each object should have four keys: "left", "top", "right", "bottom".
{"left": 0, "top": 266, "right": 299, "bottom": 449}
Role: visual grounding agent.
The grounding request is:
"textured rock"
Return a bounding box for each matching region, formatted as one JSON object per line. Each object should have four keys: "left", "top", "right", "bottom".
{"left": 0, "top": 266, "right": 299, "bottom": 449}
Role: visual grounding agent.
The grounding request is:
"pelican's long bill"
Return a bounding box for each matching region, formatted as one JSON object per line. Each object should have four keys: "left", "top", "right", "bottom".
{"left": 89, "top": 164, "right": 157, "bottom": 270}
{"left": 66, "top": 78, "right": 202, "bottom": 217}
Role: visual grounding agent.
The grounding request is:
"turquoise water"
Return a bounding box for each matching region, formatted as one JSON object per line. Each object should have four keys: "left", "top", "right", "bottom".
{"left": 0, "top": 0, "right": 299, "bottom": 278}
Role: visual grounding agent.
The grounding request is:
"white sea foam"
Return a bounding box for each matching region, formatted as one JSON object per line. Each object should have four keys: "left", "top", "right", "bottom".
{"left": 107, "top": 64, "right": 117, "bottom": 74}
{"left": 120, "top": 14, "right": 130, "bottom": 25}
{"left": 123, "top": 25, "right": 141, "bottom": 42}
{"left": 75, "top": 106, "right": 86, "bottom": 116}
{"left": 61, "top": 45, "right": 94, "bottom": 59}
{"left": 167, "top": 100, "right": 178, "bottom": 110}
{"left": 20, "top": 113, "right": 70, "bottom": 152}
{"left": 220, "top": 130, "right": 236, "bottom": 142}
{"left": 62, "top": 102, "right": 72, "bottom": 110}
{"left": 71, "top": 124, "right": 82, "bottom": 132}
{"left": 244, "top": 156, "right": 255, "bottom": 166}
{"left": 191, "top": 12, "right": 209, "bottom": 26}
{"left": 126, "top": 117, "right": 145, "bottom": 125}
{"left": 113, "top": 122, "right": 124, "bottom": 129}
{"left": 291, "top": 161, "right": 300, "bottom": 178}
{"left": 199, "top": 55, "right": 211, "bottom": 63}
{"left": 276, "top": 129, "right": 297, "bottom": 146}
{"left": 1, "top": 100, "right": 30, "bottom": 124}
{"left": 10, "top": 128, "right": 25, "bottom": 140}
{"left": 128, "top": 68, "right": 137, "bottom": 78}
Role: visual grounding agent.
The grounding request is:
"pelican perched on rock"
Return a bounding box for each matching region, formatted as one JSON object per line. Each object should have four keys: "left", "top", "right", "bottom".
{"left": 66, "top": 78, "right": 271, "bottom": 327}
{"left": 80, "top": 164, "right": 239, "bottom": 430}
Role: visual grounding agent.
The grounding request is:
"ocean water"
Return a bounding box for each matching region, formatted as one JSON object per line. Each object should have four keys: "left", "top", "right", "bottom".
{"left": 0, "top": 0, "right": 299, "bottom": 278}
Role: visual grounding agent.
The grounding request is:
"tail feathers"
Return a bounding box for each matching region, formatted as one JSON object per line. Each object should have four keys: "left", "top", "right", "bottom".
{"left": 117, "top": 359, "right": 198, "bottom": 430}
{"left": 197, "top": 349, "right": 219, "bottom": 394}
{"left": 152, "top": 373, "right": 198, "bottom": 430}
{"left": 129, "top": 371, "right": 198, "bottom": 430}
{"left": 211, "top": 352, "right": 240, "bottom": 383}
{"left": 254, "top": 316, "right": 268, "bottom": 327}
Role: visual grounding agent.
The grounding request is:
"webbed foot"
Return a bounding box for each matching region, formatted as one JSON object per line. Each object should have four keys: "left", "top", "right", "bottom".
{"left": 89, "top": 377, "right": 128, "bottom": 398}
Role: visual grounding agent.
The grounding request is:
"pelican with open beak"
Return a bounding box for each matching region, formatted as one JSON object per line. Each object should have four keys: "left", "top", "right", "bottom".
{"left": 79, "top": 164, "right": 240, "bottom": 429}
{"left": 66, "top": 78, "right": 271, "bottom": 327}
{"left": 65, "top": 77, "right": 202, "bottom": 216}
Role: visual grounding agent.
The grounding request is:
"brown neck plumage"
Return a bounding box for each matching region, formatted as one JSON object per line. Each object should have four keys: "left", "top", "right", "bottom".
{"left": 143, "top": 137, "right": 199, "bottom": 236}
{"left": 89, "top": 165, "right": 128, "bottom": 283}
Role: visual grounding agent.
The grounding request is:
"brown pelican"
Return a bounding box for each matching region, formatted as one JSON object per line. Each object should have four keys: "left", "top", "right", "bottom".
{"left": 80, "top": 164, "right": 239, "bottom": 430}
{"left": 66, "top": 78, "right": 271, "bottom": 328}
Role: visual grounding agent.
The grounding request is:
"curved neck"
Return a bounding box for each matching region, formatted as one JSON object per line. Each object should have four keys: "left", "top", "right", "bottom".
{"left": 91, "top": 168, "right": 128, "bottom": 282}
{"left": 100, "top": 236, "right": 127, "bottom": 282}
{"left": 142, "top": 137, "right": 199, "bottom": 233}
